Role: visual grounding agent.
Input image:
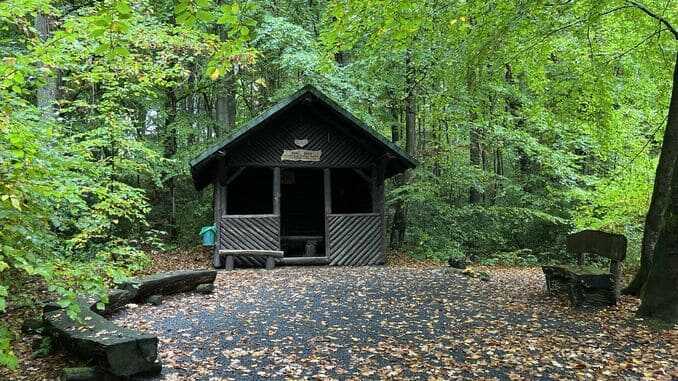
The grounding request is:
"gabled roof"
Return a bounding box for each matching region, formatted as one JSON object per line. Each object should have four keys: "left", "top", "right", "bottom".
{"left": 190, "top": 85, "right": 416, "bottom": 190}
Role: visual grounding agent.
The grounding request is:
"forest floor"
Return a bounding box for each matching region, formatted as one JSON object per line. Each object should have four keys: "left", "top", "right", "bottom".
{"left": 3, "top": 250, "right": 677, "bottom": 380}
{"left": 109, "top": 262, "right": 676, "bottom": 380}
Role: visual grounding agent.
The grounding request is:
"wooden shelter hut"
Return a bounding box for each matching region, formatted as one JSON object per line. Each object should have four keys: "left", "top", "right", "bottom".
{"left": 190, "top": 85, "right": 416, "bottom": 269}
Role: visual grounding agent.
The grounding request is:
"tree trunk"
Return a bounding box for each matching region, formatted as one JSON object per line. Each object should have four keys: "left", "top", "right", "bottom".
{"left": 468, "top": 64, "right": 482, "bottom": 204}
{"left": 625, "top": 55, "right": 678, "bottom": 296}
{"left": 390, "top": 105, "right": 405, "bottom": 248}
{"left": 215, "top": 71, "right": 236, "bottom": 136}
{"left": 35, "top": 13, "right": 58, "bottom": 118}
{"left": 163, "top": 89, "right": 178, "bottom": 239}
{"left": 116, "top": 270, "right": 217, "bottom": 301}
{"left": 391, "top": 52, "right": 417, "bottom": 248}
{"left": 637, "top": 52, "right": 678, "bottom": 322}
{"left": 214, "top": 10, "right": 237, "bottom": 137}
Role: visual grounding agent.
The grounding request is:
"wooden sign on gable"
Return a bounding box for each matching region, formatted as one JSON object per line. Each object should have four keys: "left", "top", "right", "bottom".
{"left": 281, "top": 149, "right": 322, "bottom": 162}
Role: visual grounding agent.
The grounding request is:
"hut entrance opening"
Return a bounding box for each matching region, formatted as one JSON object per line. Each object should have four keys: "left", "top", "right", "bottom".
{"left": 281, "top": 169, "right": 326, "bottom": 257}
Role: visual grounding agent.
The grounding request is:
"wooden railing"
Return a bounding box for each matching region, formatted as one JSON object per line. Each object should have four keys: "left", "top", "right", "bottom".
{"left": 327, "top": 213, "right": 383, "bottom": 266}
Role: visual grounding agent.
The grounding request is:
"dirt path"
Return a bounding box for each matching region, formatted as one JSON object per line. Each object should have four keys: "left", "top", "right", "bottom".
{"left": 111, "top": 266, "right": 677, "bottom": 380}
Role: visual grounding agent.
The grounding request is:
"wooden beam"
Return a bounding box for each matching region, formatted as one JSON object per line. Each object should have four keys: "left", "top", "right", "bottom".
{"left": 223, "top": 214, "right": 278, "bottom": 218}
{"left": 273, "top": 167, "right": 281, "bottom": 216}
{"left": 327, "top": 213, "right": 379, "bottom": 217}
{"left": 373, "top": 160, "right": 386, "bottom": 264}
{"left": 214, "top": 155, "right": 228, "bottom": 267}
{"left": 225, "top": 167, "right": 246, "bottom": 185}
{"left": 281, "top": 235, "right": 324, "bottom": 241}
{"left": 213, "top": 179, "right": 224, "bottom": 268}
{"left": 324, "top": 168, "right": 332, "bottom": 259}
{"left": 216, "top": 156, "right": 228, "bottom": 186}
{"left": 352, "top": 168, "right": 370, "bottom": 183}
{"left": 219, "top": 249, "right": 284, "bottom": 258}
{"left": 279, "top": 257, "right": 330, "bottom": 266}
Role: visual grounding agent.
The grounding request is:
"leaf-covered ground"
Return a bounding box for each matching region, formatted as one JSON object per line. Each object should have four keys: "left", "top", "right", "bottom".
{"left": 110, "top": 266, "right": 677, "bottom": 380}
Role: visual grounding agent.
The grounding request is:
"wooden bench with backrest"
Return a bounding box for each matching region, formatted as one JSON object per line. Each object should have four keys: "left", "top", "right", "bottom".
{"left": 219, "top": 249, "right": 284, "bottom": 270}
{"left": 542, "top": 230, "right": 627, "bottom": 307}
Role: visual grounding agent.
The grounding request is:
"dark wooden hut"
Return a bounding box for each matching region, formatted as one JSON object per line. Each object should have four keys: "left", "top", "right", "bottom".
{"left": 190, "top": 85, "right": 415, "bottom": 269}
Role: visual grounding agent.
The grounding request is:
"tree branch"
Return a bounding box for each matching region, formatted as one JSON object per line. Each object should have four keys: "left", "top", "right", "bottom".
{"left": 627, "top": 0, "right": 678, "bottom": 40}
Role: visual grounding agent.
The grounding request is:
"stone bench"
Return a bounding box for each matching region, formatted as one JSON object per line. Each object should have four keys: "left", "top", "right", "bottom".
{"left": 543, "top": 230, "right": 626, "bottom": 307}
{"left": 542, "top": 266, "right": 618, "bottom": 307}
{"left": 219, "top": 249, "right": 284, "bottom": 270}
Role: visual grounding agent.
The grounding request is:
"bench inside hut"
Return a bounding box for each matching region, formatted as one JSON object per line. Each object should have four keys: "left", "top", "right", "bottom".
{"left": 189, "top": 85, "right": 416, "bottom": 270}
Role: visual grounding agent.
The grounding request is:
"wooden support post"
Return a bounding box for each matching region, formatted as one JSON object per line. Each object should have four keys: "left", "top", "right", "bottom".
{"left": 224, "top": 255, "right": 234, "bottom": 271}
{"left": 324, "top": 168, "right": 332, "bottom": 259}
{"left": 610, "top": 260, "right": 622, "bottom": 294}
{"left": 372, "top": 160, "right": 386, "bottom": 264}
{"left": 273, "top": 167, "right": 281, "bottom": 216}
{"left": 266, "top": 256, "right": 275, "bottom": 270}
{"left": 213, "top": 250, "right": 223, "bottom": 269}
{"left": 213, "top": 156, "right": 228, "bottom": 269}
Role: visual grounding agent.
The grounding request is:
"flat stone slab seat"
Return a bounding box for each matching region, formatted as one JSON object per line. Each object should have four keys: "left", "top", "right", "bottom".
{"left": 42, "top": 269, "right": 218, "bottom": 379}
{"left": 43, "top": 300, "right": 160, "bottom": 377}
{"left": 219, "top": 249, "right": 284, "bottom": 270}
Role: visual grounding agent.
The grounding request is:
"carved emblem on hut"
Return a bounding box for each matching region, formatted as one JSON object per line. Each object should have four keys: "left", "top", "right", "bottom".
{"left": 294, "top": 139, "right": 309, "bottom": 148}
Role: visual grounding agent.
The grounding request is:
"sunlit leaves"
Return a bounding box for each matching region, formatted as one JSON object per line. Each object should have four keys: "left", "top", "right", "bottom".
{"left": 175, "top": 0, "right": 214, "bottom": 25}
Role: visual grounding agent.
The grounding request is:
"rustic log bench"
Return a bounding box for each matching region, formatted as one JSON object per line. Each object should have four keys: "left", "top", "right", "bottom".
{"left": 42, "top": 270, "right": 217, "bottom": 378}
{"left": 219, "top": 249, "right": 284, "bottom": 270}
{"left": 542, "top": 230, "right": 627, "bottom": 307}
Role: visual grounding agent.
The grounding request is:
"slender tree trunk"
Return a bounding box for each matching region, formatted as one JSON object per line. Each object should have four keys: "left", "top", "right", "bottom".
{"left": 214, "top": 9, "right": 237, "bottom": 137}
{"left": 215, "top": 72, "right": 236, "bottom": 136}
{"left": 164, "top": 89, "right": 178, "bottom": 239}
{"left": 468, "top": 64, "right": 482, "bottom": 204}
{"left": 391, "top": 52, "right": 417, "bottom": 248}
{"left": 35, "top": 13, "right": 58, "bottom": 118}
{"left": 389, "top": 107, "right": 404, "bottom": 249}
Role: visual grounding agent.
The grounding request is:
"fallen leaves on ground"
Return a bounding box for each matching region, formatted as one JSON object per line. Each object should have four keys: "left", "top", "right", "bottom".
{"left": 107, "top": 266, "right": 677, "bottom": 380}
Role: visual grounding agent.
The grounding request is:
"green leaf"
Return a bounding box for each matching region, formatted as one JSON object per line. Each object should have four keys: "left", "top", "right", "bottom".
{"left": 113, "top": 46, "right": 130, "bottom": 57}
{"left": 197, "top": 10, "right": 213, "bottom": 22}
{"left": 9, "top": 196, "right": 20, "bottom": 211}
{"left": 115, "top": 1, "right": 132, "bottom": 16}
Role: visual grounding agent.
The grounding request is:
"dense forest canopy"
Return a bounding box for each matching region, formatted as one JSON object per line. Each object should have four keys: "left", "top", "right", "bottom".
{"left": 0, "top": 0, "right": 676, "bottom": 367}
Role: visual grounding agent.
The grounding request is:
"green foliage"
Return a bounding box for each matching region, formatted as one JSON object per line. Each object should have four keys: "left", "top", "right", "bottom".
{"left": 574, "top": 156, "right": 655, "bottom": 268}
{"left": 479, "top": 250, "right": 540, "bottom": 267}
{"left": 0, "top": 327, "right": 16, "bottom": 369}
{"left": 0, "top": 0, "right": 675, "bottom": 369}
{"left": 322, "top": 0, "right": 674, "bottom": 268}
{"left": 0, "top": 0, "right": 256, "bottom": 367}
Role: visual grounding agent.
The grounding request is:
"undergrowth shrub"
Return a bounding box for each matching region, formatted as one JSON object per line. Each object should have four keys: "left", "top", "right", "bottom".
{"left": 405, "top": 203, "right": 571, "bottom": 263}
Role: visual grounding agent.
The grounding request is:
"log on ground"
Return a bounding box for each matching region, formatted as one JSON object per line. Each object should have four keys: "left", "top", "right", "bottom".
{"left": 43, "top": 300, "right": 160, "bottom": 377}
{"left": 116, "top": 269, "right": 217, "bottom": 301}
